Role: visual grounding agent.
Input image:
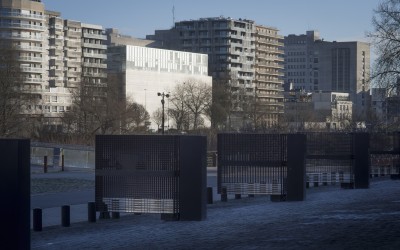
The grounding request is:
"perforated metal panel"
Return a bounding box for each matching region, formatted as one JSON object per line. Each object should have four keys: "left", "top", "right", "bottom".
{"left": 305, "top": 132, "right": 369, "bottom": 188}
{"left": 370, "top": 132, "right": 400, "bottom": 177}
{"left": 95, "top": 135, "right": 207, "bottom": 220}
{"left": 218, "top": 134, "right": 287, "bottom": 196}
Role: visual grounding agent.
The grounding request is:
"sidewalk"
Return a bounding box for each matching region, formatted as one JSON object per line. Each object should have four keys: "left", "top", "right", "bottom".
{"left": 31, "top": 177, "right": 400, "bottom": 249}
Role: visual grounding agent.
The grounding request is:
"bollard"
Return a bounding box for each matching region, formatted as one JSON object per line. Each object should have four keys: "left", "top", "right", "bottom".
{"left": 88, "top": 202, "right": 96, "bottom": 222}
{"left": 207, "top": 187, "right": 213, "bottom": 204}
{"left": 221, "top": 187, "right": 227, "bottom": 202}
{"left": 33, "top": 208, "right": 42, "bottom": 232}
{"left": 61, "top": 155, "right": 64, "bottom": 172}
{"left": 111, "top": 212, "right": 120, "bottom": 219}
{"left": 61, "top": 205, "right": 70, "bottom": 227}
{"left": 235, "top": 194, "right": 241, "bottom": 199}
{"left": 43, "top": 156, "right": 47, "bottom": 173}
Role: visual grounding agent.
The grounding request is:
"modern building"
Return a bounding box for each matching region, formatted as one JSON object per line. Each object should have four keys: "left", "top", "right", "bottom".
{"left": 284, "top": 31, "right": 370, "bottom": 119}
{"left": 147, "top": 17, "right": 284, "bottom": 129}
{"left": 107, "top": 45, "right": 212, "bottom": 131}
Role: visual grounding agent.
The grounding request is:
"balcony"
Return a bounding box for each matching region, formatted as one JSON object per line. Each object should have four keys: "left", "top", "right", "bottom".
{"left": 0, "top": 11, "right": 45, "bottom": 20}
{"left": 20, "top": 67, "right": 44, "bottom": 73}
{"left": 25, "top": 78, "right": 44, "bottom": 84}
{"left": 64, "top": 30, "right": 81, "bottom": 38}
{"left": 18, "top": 56, "right": 43, "bottom": 62}
{"left": 1, "top": 34, "right": 43, "bottom": 41}
{"left": 66, "top": 71, "right": 82, "bottom": 77}
{"left": 83, "top": 62, "right": 107, "bottom": 69}
{"left": 82, "top": 43, "right": 107, "bottom": 50}
{"left": 83, "top": 52, "right": 107, "bottom": 59}
{"left": 65, "top": 50, "right": 82, "bottom": 58}
{"left": 66, "top": 60, "right": 81, "bottom": 67}
{"left": 14, "top": 45, "right": 43, "bottom": 52}
{"left": 0, "top": 23, "right": 46, "bottom": 31}
{"left": 82, "top": 72, "right": 107, "bottom": 78}
{"left": 82, "top": 33, "right": 107, "bottom": 40}
{"left": 64, "top": 40, "right": 81, "bottom": 47}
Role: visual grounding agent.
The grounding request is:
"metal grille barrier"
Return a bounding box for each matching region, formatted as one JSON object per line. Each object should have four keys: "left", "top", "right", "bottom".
{"left": 305, "top": 133, "right": 369, "bottom": 189}
{"left": 217, "top": 133, "right": 306, "bottom": 201}
{"left": 95, "top": 135, "right": 207, "bottom": 221}
{"left": 370, "top": 132, "right": 400, "bottom": 178}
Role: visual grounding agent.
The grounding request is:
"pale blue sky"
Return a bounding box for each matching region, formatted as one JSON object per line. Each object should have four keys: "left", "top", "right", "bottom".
{"left": 43, "top": 0, "right": 379, "bottom": 43}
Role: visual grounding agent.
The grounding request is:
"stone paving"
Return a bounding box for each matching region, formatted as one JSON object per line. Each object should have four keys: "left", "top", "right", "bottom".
{"left": 31, "top": 177, "right": 400, "bottom": 250}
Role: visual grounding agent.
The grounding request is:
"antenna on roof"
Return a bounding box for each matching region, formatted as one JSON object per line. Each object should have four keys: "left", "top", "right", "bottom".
{"left": 172, "top": 5, "right": 175, "bottom": 26}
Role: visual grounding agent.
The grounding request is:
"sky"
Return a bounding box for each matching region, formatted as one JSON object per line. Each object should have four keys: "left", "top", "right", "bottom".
{"left": 42, "top": 0, "right": 379, "bottom": 41}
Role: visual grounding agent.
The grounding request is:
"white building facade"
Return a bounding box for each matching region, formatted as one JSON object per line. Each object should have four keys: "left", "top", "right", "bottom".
{"left": 108, "top": 45, "right": 212, "bottom": 130}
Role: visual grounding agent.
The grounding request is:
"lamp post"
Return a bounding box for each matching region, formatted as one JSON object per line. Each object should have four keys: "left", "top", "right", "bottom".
{"left": 158, "top": 92, "right": 169, "bottom": 134}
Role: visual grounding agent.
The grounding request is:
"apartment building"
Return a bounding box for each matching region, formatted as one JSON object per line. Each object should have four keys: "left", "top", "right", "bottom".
{"left": 254, "top": 25, "right": 284, "bottom": 127}
{"left": 284, "top": 31, "right": 370, "bottom": 119}
{"left": 0, "top": 0, "right": 48, "bottom": 116}
{"left": 148, "top": 17, "right": 284, "bottom": 129}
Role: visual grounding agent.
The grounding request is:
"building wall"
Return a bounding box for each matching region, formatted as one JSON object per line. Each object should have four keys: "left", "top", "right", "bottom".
{"left": 115, "top": 45, "right": 212, "bottom": 130}
{"left": 255, "top": 25, "right": 284, "bottom": 127}
{"left": 284, "top": 31, "right": 370, "bottom": 119}
{"left": 0, "top": 0, "right": 48, "bottom": 116}
{"left": 148, "top": 17, "right": 285, "bottom": 129}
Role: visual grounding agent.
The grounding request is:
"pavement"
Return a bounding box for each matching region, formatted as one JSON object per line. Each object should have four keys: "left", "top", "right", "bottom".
{"left": 31, "top": 167, "right": 400, "bottom": 249}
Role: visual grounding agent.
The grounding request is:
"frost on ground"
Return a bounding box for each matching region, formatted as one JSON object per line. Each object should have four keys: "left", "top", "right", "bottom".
{"left": 31, "top": 178, "right": 400, "bottom": 249}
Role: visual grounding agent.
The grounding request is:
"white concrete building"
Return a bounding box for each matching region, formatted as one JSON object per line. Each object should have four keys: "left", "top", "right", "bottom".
{"left": 108, "top": 45, "right": 212, "bottom": 130}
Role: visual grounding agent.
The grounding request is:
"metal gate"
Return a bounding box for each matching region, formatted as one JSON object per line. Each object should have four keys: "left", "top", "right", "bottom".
{"left": 370, "top": 132, "right": 400, "bottom": 178}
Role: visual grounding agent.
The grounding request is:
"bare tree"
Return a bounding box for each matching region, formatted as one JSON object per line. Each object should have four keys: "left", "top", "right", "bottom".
{"left": 152, "top": 108, "right": 163, "bottom": 131}
{"left": 0, "top": 45, "right": 30, "bottom": 137}
{"left": 168, "top": 80, "right": 212, "bottom": 130}
{"left": 368, "top": 0, "right": 400, "bottom": 93}
{"left": 61, "top": 76, "right": 150, "bottom": 144}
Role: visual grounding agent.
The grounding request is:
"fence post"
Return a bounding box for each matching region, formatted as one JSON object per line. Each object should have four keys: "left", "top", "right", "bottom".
{"left": 33, "top": 208, "right": 42, "bottom": 232}
{"left": 61, "top": 205, "right": 70, "bottom": 227}
{"left": 43, "top": 156, "right": 47, "bottom": 173}
{"left": 88, "top": 202, "right": 96, "bottom": 222}
{"left": 207, "top": 187, "right": 213, "bottom": 204}
{"left": 61, "top": 154, "right": 65, "bottom": 172}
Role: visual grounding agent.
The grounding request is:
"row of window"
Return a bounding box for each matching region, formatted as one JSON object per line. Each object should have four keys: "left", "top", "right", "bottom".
{"left": 27, "top": 105, "right": 71, "bottom": 113}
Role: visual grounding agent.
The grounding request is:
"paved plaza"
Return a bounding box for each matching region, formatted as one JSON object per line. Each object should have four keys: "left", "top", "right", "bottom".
{"left": 30, "top": 170, "right": 400, "bottom": 250}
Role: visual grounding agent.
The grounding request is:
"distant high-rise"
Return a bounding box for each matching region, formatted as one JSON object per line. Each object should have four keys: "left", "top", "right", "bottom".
{"left": 284, "top": 31, "right": 370, "bottom": 118}
{"left": 147, "top": 17, "right": 284, "bottom": 129}
{"left": 0, "top": 0, "right": 48, "bottom": 116}
{"left": 0, "top": 0, "right": 109, "bottom": 127}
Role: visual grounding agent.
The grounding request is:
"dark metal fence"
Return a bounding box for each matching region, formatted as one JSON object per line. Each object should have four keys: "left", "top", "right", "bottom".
{"left": 0, "top": 139, "right": 30, "bottom": 250}
{"left": 370, "top": 132, "right": 400, "bottom": 178}
{"left": 305, "top": 133, "right": 369, "bottom": 188}
{"left": 217, "top": 133, "right": 306, "bottom": 201}
{"left": 95, "top": 135, "right": 207, "bottom": 221}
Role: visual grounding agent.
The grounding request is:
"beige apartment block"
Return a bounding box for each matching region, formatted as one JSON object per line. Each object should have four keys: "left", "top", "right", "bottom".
{"left": 0, "top": 0, "right": 48, "bottom": 117}
{"left": 254, "top": 25, "right": 284, "bottom": 127}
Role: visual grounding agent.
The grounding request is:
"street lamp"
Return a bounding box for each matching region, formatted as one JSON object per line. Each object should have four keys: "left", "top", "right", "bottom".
{"left": 158, "top": 92, "right": 170, "bottom": 134}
